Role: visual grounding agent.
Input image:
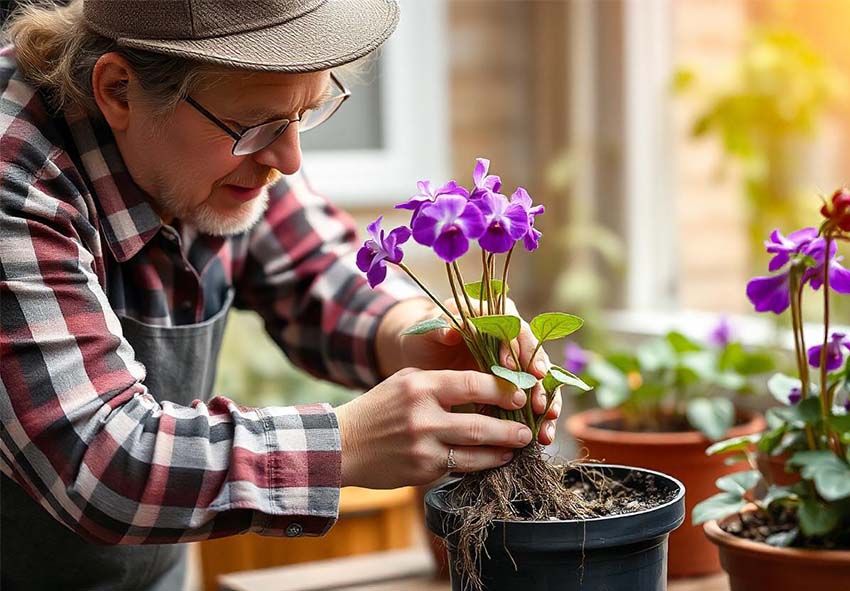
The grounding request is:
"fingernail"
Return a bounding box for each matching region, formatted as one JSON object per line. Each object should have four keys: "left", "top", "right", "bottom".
{"left": 518, "top": 427, "right": 532, "bottom": 443}
{"left": 505, "top": 357, "right": 517, "bottom": 370}
{"left": 513, "top": 391, "right": 525, "bottom": 406}
{"left": 547, "top": 423, "right": 555, "bottom": 440}
{"left": 502, "top": 452, "right": 514, "bottom": 463}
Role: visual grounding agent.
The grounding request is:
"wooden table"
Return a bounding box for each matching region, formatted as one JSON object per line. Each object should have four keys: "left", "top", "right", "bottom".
{"left": 218, "top": 547, "right": 731, "bottom": 591}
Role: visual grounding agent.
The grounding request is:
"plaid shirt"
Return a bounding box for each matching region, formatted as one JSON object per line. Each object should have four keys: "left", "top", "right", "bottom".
{"left": 0, "top": 47, "right": 416, "bottom": 544}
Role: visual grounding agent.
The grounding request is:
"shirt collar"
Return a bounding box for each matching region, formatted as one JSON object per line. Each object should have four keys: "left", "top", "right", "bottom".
{"left": 64, "top": 108, "right": 163, "bottom": 262}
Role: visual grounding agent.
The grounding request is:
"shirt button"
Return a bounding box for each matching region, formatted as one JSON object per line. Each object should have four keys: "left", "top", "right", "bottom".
{"left": 285, "top": 523, "right": 303, "bottom": 538}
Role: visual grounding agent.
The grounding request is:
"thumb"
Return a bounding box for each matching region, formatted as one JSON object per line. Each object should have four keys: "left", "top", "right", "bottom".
{"left": 427, "top": 326, "right": 463, "bottom": 346}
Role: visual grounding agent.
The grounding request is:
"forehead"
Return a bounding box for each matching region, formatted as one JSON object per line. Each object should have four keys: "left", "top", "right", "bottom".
{"left": 200, "top": 70, "right": 331, "bottom": 115}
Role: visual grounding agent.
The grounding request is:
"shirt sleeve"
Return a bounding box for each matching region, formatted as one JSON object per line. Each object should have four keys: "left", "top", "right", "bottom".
{"left": 0, "top": 155, "right": 340, "bottom": 544}
{"left": 234, "top": 172, "right": 421, "bottom": 390}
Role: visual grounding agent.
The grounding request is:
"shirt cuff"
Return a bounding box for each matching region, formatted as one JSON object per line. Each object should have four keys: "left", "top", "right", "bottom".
{"left": 254, "top": 402, "right": 341, "bottom": 536}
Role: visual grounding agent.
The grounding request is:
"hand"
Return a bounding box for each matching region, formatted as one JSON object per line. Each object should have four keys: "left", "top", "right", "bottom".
{"left": 376, "top": 298, "right": 560, "bottom": 445}
{"left": 335, "top": 368, "right": 534, "bottom": 488}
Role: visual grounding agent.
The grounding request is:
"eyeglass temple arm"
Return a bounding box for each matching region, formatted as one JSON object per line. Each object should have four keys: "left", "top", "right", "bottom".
{"left": 184, "top": 96, "right": 242, "bottom": 141}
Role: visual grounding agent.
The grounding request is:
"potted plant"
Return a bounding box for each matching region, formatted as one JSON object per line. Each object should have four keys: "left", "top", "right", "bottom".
{"left": 693, "top": 190, "right": 850, "bottom": 590}
{"left": 357, "top": 158, "right": 685, "bottom": 591}
{"left": 565, "top": 325, "right": 774, "bottom": 577}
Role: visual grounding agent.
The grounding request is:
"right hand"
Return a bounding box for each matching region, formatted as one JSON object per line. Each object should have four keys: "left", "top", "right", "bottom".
{"left": 335, "top": 367, "right": 533, "bottom": 489}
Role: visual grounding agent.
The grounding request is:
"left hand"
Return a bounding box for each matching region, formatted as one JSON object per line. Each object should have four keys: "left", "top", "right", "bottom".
{"left": 376, "top": 298, "right": 561, "bottom": 445}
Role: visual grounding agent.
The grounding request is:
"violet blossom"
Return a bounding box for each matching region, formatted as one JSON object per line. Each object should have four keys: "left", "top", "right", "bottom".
{"left": 412, "top": 194, "right": 486, "bottom": 262}
{"left": 807, "top": 332, "right": 850, "bottom": 371}
{"left": 511, "top": 187, "right": 545, "bottom": 251}
{"left": 470, "top": 158, "right": 502, "bottom": 200}
{"left": 788, "top": 387, "right": 802, "bottom": 405}
{"left": 476, "top": 191, "right": 529, "bottom": 254}
{"left": 563, "top": 342, "right": 589, "bottom": 375}
{"left": 356, "top": 216, "right": 411, "bottom": 287}
{"left": 708, "top": 316, "right": 733, "bottom": 347}
{"left": 395, "top": 180, "right": 469, "bottom": 224}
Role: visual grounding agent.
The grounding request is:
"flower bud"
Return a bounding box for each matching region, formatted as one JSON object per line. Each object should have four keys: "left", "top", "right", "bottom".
{"left": 820, "top": 188, "right": 850, "bottom": 231}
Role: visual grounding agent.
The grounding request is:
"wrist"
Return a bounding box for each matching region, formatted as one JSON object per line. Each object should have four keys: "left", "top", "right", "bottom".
{"left": 375, "top": 297, "right": 435, "bottom": 378}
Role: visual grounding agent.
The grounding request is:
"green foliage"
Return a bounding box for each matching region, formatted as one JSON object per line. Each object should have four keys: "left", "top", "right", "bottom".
{"left": 401, "top": 317, "right": 451, "bottom": 336}
{"left": 574, "top": 329, "right": 776, "bottom": 439}
{"left": 491, "top": 365, "right": 537, "bottom": 390}
{"left": 470, "top": 315, "right": 520, "bottom": 343}
{"left": 543, "top": 365, "right": 591, "bottom": 395}
{"left": 529, "top": 313, "right": 583, "bottom": 343}
{"left": 463, "top": 280, "right": 507, "bottom": 302}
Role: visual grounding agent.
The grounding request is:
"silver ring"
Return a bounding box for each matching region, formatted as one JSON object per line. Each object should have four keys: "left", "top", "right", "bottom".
{"left": 447, "top": 448, "right": 457, "bottom": 471}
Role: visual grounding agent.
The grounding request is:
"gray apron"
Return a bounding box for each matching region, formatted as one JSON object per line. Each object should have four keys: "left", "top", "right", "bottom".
{"left": 1, "top": 288, "right": 234, "bottom": 591}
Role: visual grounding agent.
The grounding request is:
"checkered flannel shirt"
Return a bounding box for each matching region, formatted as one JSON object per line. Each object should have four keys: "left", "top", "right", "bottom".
{"left": 0, "top": 46, "right": 417, "bottom": 544}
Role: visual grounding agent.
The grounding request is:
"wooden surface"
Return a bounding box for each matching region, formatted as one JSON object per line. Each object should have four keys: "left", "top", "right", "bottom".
{"left": 218, "top": 546, "right": 731, "bottom": 591}
{"left": 201, "top": 487, "right": 419, "bottom": 591}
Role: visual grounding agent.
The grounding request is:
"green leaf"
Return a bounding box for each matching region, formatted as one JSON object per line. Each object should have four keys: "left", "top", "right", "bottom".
{"left": 757, "top": 424, "right": 787, "bottom": 455}
{"left": 491, "top": 365, "right": 537, "bottom": 390}
{"left": 595, "top": 385, "right": 630, "bottom": 408}
{"left": 401, "top": 317, "right": 451, "bottom": 336}
{"left": 771, "top": 396, "right": 822, "bottom": 427}
{"left": 765, "top": 529, "right": 798, "bottom": 547}
{"left": 798, "top": 497, "right": 842, "bottom": 536}
{"left": 705, "top": 434, "right": 761, "bottom": 456}
{"left": 692, "top": 492, "right": 746, "bottom": 525}
{"left": 767, "top": 373, "right": 803, "bottom": 405}
{"left": 548, "top": 365, "right": 592, "bottom": 392}
{"left": 463, "top": 280, "right": 507, "bottom": 301}
{"left": 789, "top": 450, "right": 850, "bottom": 501}
{"left": 716, "top": 470, "right": 761, "bottom": 495}
{"left": 666, "top": 331, "right": 703, "bottom": 353}
{"left": 686, "top": 397, "right": 735, "bottom": 440}
{"left": 529, "top": 312, "right": 583, "bottom": 343}
{"left": 637, "top": 339, "right": 676, "bottom": 372}
{"left": 762, "top": 485, "right": 795, "bottom": 509}
{"left": 470, "top": 315, "right": 521, "bottom": 343}
{"left": 829, "top": 414, "right": 850, "bottom": 435}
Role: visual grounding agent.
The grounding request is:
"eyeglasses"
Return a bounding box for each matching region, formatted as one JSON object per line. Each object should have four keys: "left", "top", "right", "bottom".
{"left": 184, "top": 72, "right": 351, "bottom": 156}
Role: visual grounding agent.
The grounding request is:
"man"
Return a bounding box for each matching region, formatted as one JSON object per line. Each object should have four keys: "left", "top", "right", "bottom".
{"left": 0, "top": 1, "right": 560, "bottom": 589}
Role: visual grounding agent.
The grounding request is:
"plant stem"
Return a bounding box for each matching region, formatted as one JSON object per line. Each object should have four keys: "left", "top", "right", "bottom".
{"left": 397, "top": 263, "right": 464, "bottom": 332}
{"left": 789, "top": 269, "right": 818, "bottom": 450}
{"left": 479, "top": 250, "right": 486, "bottom": 316}
{"left": 499, "top": 245, "right": 515, "bottom": 315}
{"left": 820, "top": 236, "right": 843, "bottom": 456}
{"left": 452, "top": 262, "right": 477, "bottom": 320}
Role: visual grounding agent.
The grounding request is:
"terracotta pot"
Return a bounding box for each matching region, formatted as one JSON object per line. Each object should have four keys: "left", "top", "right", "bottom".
{"left": 704, "top": 515, "right": 850, "bottom": 590}
{"left": 755, "top": 450, "right": 801, "bottom": 486}
{"left": 566, "top": 407, "right": 766, "bottom": 578}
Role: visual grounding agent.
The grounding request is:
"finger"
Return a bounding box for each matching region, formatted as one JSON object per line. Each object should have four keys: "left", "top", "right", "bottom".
{"left": 530, "top": 382, "right": 547, "bottom": 415}
{"left": 443, "top": 445, "right": 517, "bottom": 474}
{"left": 546, "top": 390, "right": 562, "bottom": 420}
{"left": 429, "top": 370, "right": 526, "bottom": 410}
{"left": 423, "top": 325, "right": 464, "bottom": 346}
{"left": 537, "top": 420, "right": 557, "bottom": 445}
{"left": 440, "top": 413, "right": 533, "bottom": 448}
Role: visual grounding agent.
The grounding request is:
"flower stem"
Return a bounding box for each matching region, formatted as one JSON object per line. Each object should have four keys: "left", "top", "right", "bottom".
{"left": 452, "top": 262, "right": 477, "bottom": 319}
{"left": 789, "top": 270, "right": 818, "bottom": 450}
{"left": 500, "top": 245, "right": 514, "bottom": 315}
{"left": 397, "top": 263, "right": 464, "bottom": 332}
{"left": 820, "top": 236, "right": 844, "bottom": 456}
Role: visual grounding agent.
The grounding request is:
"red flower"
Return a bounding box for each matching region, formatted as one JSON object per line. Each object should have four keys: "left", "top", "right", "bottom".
{"left": 821, "top": 188, "right": 850, "bottom": 231}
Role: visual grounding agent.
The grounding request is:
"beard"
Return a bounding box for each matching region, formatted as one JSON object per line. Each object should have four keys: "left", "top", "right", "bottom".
{"left": 152, "top": 168, "right": 282, "bottom": 236}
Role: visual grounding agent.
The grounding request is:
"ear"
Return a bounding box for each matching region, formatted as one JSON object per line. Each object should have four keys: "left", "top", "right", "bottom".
{"left": 91, "top": 52, "right": 134, "bottom": 132}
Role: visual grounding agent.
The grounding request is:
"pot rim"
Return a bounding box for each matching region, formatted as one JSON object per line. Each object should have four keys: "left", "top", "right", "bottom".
{"left": 566, "top": 407, "right": 766, "bottom": 446}
{"left": 425, "top": 463, "right": 686, "bottom": 551}
{"left": 704, "top": 517, "right": 850, "bottom": 565}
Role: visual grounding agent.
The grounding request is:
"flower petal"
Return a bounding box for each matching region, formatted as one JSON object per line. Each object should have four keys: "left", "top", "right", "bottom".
{"left": 479, "top": 225, "right": 515, "bottom": 253}
{"left": 746, "top": 272, "right": 791, "bottom": 314}
{"left": 433, "top": 226, "right": 470, "bottom": 262}
{"left": 366, "top": 260, "right": 388, "bottom": 287}
{"left": 356, "top": 244, "right": 376, "bottom": 273}
{"left": 412, "top": 213, "right": 439, "bottom": 246}
{"left": 829, "top": 260, "right": 850, "bottom": 294}
{"left": 457, "top": 202, "right": 486, "bottom": 239}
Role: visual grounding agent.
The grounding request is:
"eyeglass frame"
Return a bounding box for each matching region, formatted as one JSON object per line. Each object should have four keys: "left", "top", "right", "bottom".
{"left": 183, "top": 71, "right": 350, "bottom": 156}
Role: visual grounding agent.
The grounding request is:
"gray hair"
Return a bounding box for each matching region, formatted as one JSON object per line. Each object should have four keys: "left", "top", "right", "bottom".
{"left": 2, "top": 0, "right": 222, "bottom": 118}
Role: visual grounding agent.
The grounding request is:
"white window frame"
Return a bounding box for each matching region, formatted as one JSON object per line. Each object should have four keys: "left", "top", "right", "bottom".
{"left": 302, "top": 0, "right": 449, "bottom": 206}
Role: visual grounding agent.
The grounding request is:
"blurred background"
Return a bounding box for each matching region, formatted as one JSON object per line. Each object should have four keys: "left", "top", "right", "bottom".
{"left": 219, "top": 0, "right": 850, "bottom": 428}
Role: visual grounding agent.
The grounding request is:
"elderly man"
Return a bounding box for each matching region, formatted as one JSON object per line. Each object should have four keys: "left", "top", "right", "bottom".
{"left": 0, "top": 1, "right": 559, "bottom": 589}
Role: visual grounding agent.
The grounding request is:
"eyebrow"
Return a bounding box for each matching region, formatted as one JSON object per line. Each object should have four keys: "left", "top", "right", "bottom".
{"left": 234, "top": 85, "right": 335, "bottom": 125}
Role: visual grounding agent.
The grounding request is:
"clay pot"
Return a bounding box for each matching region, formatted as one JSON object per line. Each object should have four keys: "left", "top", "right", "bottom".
{"left": 566, "top": 407, "right": 766, "bottom": 578}
{"left": 704, "top": 514, "right": 850, "bottom": 590}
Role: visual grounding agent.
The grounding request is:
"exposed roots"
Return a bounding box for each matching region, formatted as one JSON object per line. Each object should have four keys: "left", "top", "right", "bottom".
{"left": 435, "top": 444, "right": 602, "bottom": 591}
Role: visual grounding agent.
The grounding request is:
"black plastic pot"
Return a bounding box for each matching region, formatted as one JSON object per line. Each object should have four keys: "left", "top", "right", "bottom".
{"left": 424, "top": 464, "right": 685, "bottom": 591}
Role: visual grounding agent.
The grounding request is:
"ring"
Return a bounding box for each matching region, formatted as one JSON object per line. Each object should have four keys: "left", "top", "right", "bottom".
{"left": 447, "top": 448, "right": 457, "bottom": 471}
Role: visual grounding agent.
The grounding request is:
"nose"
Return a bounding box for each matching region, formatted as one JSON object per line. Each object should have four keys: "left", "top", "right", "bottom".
{"left": 251, "top": 124, "right": 302, "bottom": 175}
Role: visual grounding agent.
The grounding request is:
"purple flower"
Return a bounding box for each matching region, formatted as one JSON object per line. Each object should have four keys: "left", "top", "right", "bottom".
{"left": 356, "top": 216, "right": 411, "bottom": 287}
{"left": 801, "top": 239, "right": 850, "bottom": 294}
{"left": 395, "top": 180, "right": 469, "bottom": 224}
{"left": 511, "top": 187, "right": 545, "bottom": 251}
{"left": 470, "top": 158, "right": 502, "bottom": 200}
{"left": 807, "top": 332, "right": 850, "bottom": 371}
{"left": 412, "top": 194, "right": 486, "bottom": 262}
{"left": 844, "top": 399, "right": 850, "bottom": 412}
{"left": 564, "top": 342, "right": 589, "bottom": 374}
{"left": 765, "top": 228, "right": 818, "bottom": 272}
{"left": 788, "top": 387, "right": 802, "bottom": 405}
{"left": 476, "top": 191, "right": 529, "bottom": 254}
{"left": 746, "top": 271, "right": 792, "bottom": 314}
{"left": 709, "top": 316, "right": 734, "bottom": 347}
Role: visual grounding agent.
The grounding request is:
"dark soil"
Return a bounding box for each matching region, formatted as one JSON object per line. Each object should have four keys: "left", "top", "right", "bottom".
{"left": 437, "top": 445, "right": 678, "bottom": 591}
{"left": 594, "top": 410, "right": 751, "bottom": 433}
{"left": 721, "top": 507, "right": 850, "bottom": 550}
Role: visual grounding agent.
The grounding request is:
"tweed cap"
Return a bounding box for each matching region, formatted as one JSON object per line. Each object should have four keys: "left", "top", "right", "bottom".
{"left": 82, "top": 0, "right": 399, "bottom": 72}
